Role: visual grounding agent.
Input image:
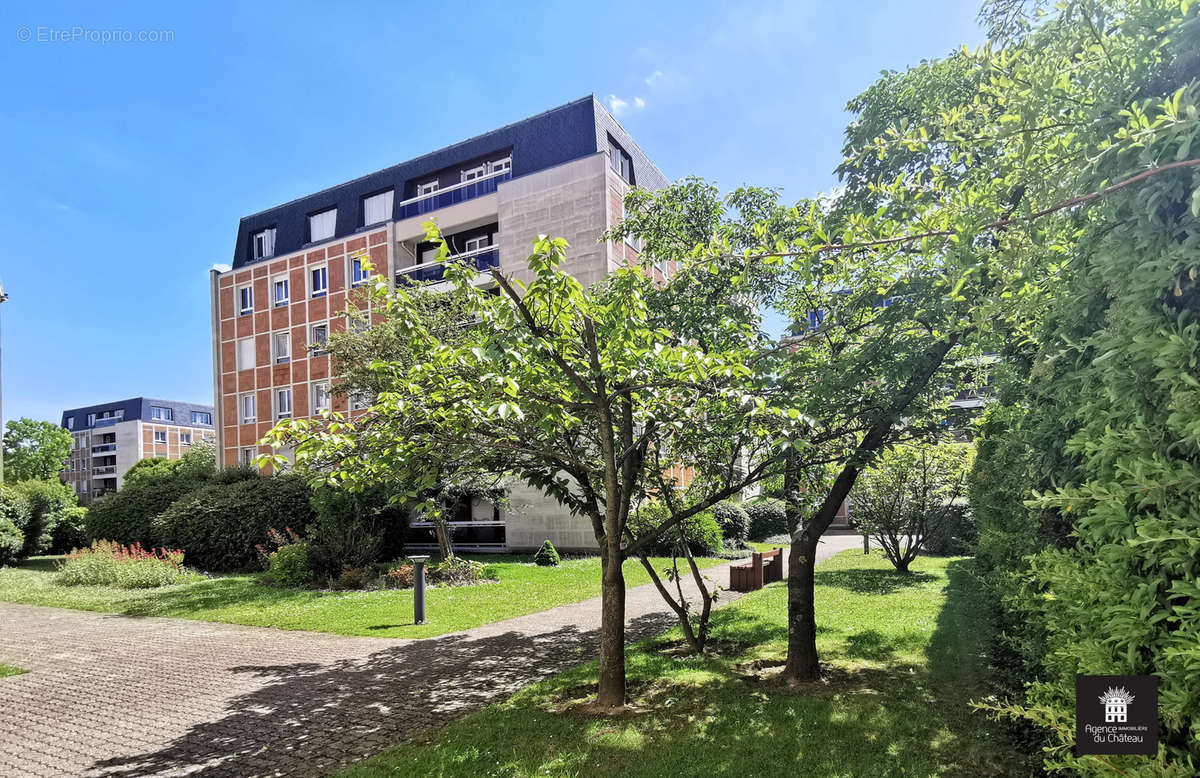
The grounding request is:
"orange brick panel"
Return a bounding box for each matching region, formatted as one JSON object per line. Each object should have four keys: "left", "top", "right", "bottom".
{"left": 310, "top": 356, "right": 329, "bottom": 380}
{"left": 219, "top": 287, "right": 234, "bottom": 319}
{"left": 272, "top": 364, "right": 291, "bottom": 386}
{"left": 368, "top": 230, "right": 386, "bottom": 247}
{"left": 347, "top": 237, "right": 366, "bottom": 253}
{"left": 270, "top": 306, "right": 289, "bottom": 330}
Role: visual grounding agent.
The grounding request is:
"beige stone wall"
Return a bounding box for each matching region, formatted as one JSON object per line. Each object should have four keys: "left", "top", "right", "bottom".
{"left": 502, "top": 482, "right": 596, "bottom": 553}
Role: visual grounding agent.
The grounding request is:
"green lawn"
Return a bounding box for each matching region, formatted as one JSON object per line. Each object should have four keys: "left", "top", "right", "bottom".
{"left": 339, "top": 551, "right": 1018, "bottom": 777}
{"left": 0, "top": 554, "right": 722, "bottom": 639}
{"left": 0, "top": 663, "right": 27, "bottom": 678}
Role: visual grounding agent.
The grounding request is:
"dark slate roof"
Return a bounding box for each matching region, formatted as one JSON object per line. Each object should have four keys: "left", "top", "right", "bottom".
{"left": 231, "top": 95, "right": 669, "bottom": 268}
{"left": 61, "top": 398, "right": 216, "bottom": 431}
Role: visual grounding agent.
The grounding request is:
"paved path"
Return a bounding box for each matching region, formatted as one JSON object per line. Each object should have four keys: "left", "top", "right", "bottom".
{"left": 0, "top": 536, "right": 861, "bottom": 777}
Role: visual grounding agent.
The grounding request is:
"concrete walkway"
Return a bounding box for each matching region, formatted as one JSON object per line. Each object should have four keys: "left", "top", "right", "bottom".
{"left": 0, "top": 535, "right": 861, "bottom": 777}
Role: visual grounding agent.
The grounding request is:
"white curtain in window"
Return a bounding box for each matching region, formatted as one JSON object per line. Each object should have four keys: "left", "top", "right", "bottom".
{"left": 309, "top": 209, "right": 337, "bottom": 242}
{"left": 363, "top": 191, "right": 393, "bottom": 225}
{"left": 236, "top": 338, "right": 254, "bottom": 370}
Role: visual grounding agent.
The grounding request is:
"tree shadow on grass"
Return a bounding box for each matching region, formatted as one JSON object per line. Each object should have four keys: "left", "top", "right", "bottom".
{"left": 813, "top": 568, "right": 936, "bottom": 595}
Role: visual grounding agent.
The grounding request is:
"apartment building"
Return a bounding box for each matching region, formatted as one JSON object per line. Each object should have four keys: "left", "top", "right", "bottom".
{"left": 211, "top": 96, "right": 668, "bottom": 551}
{"left": 60, "top": 398, "right": 216, "bottom": 502}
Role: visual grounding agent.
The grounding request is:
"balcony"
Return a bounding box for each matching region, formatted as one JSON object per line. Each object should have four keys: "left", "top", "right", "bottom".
{"left": 92, "top": 465, "right": 117, "bottom": 476}
{"left": 396, "top": 247, "right": 499, "bottom": 286}
{"left": 92, "top": 416, "right": 123, "bottom": 428}
{"left": 91, "top": 444, "right": 116, "bottom": 455}
{"left": 397, "top": 169, "right": 511, "bottom": 220}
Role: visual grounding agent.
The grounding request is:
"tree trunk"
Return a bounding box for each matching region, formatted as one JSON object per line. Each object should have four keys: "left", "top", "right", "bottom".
{"left": 783, "top": 535, "right": 820, "bottom": 680}
{"left": 595, "top": 542, "right": 627, "bottom": 709}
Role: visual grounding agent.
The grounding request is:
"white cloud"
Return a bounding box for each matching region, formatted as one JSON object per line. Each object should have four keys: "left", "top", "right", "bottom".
{"left": 607, "top": 94, "right": 646, "bottom": 118}
{"left": 645, "top": 69, "right": 666, "bottom": 88}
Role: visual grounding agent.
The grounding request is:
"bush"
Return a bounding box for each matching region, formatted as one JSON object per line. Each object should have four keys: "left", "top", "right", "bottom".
{"left": 385, "top": 563, "right": 414, "bottom": 588}
{"left": 629, "top": 502, "right": 722, "bottom": 556}
{"left": 56, "top": 540, "right": 198, "bottom": 588}
{"left": 50, "top": 506, "right": 88, "bottom": 555}
{"left": 333, "top": 565, "right": 375, "bottom": 590}
{"left": 384, "top": 557, "right": 494, "bottom": 589}
{"left": 744, "top": 498, "right": 788, "bottom": 541}
{"left": 711, "top": 502, "right": 750, "bottom": 544}
{"left": 154, "top": 474, "right": 314, "bottom": 572}
{"left": 267, "top": 543, "right": 313, "bottom": 587}
{"left": 0, "top": 518, "right": 23, "bottom": 567}
{"left": 1, "top": 479, "right": 75, "bottom": 557}
{"left": 306, "top": 485, "right": 411, "bottom": 581}
{"left": 85, "top": 476, "right": 199, "bottom": 548}
{"left": 924, "top": 504, "right": 976, "bottom": 556}
{"left": 532, "top": 539, "right": 560, "bottom": 566}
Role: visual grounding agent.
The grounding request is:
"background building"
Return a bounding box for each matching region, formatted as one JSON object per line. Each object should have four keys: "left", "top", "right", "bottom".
{"left": 60, "top": 398, "right": 215, "bottom": 502}
{"left": 211, "top": 95, "right": 668, "bottom": 552}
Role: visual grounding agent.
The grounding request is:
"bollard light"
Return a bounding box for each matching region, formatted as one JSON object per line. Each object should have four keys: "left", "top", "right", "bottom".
{"left": 410, "top": 555, "right": 430, "bottom": 625}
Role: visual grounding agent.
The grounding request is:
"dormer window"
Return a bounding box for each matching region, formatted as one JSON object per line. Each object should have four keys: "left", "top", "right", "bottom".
{"left": 489, "top": 157, "right": 511, "bottom": 175}
{"left": 363, "top": 190, "right": 394, "bottom": 226}
{"left": 461, "top": 165, "right": 487, "bottom": 183}
{"left": 608, "top": 137, "right": 634, "bottom": 185}
{"left": 418, "top": 180, "right": 439, "bottom": 197}
{"left": 253, "top": 228, "right": 276, "bottom": 259}
{"left": 308, "top": 208, "right": 337, "bottom": 243}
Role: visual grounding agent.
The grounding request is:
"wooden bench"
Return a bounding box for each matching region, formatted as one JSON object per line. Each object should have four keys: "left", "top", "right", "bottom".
{"left": 729, "top": 547, "right": 784, "bottom": 592}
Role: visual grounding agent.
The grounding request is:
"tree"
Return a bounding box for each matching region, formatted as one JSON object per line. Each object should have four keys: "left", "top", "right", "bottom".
{"left": 3, "top": 418, "right": 72, "bottom": 482}
{"left": 262, "top": 230, "right": 794, "bottom": 709}
{"left": 852, "top": 443, "right": 971, "bottom": 573}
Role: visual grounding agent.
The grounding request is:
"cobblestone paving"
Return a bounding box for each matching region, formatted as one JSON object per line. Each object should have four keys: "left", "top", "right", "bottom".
{"left": 0, "top": 536, "right": 861, "bottom": 777}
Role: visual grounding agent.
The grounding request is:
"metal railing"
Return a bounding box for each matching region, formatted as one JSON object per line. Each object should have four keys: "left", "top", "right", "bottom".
{"left": 396, "top": 169, "right": 511, "bottom": 219}
{"left": 91, "top": 444, "right": 116, "bottom": 454}
{"left": 395, "top": 246, "right": 499, "bottom": 285}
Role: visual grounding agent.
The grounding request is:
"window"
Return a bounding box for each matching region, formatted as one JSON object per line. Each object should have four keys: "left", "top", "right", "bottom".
{"left": 311, "top": 382, "right": 331, "bottom": 413}
{"left": 310, "top": 323, "right": 329, "bottom": 354}
{"left": 114, "top": 409, "right": 124, "bottom": 420}
{"left": 66, "top": 416, "right": 74, "bottom": 430}
{"left": 417, "top": 180, "right": 439, "bottom": 197}
{"left": 87, "top": 413, "right": 96, "bottom": 426}
{"left": 464, "top": 235, "right": 490, "bottom": 253}
{"left": 461, "top": 165, "right": 486, "bottom": 183}
{"left": 151, "top": 406, "right": 173, "bottom": 421}
{"left": 191, "top": 411, "right": 212, "bottom": 425}
{"left": 351, "top": 256, "right": 370, "bottom": 286}
{"left": 180, "top": 432, "right": 193, "bottom": 446}
{"left": 272, "top": 331, "right": 291, "bottom": 364}
{"left": 310, "top": 266, "right": 328, "bottom": 297}
{"left": 609, "top": 138, "right": 634, "bottom": 185}
{"left": 309, "top": 208, "right": 337, "bottom": 243}
{"left": 275, "top": 388, "right": 292, "bottom": 420}
{"left": 153, "top": 430, "right": 167, "bottom": 444}
{"left": 489, "top": 157, "right": 511, "bottom": 175}
{"left": 253, "top": 228, "right": 276, "bottom": 259}
{"left": 363, "top": 190, "right": 393, "bottom": 225}
{"left": 238, "top": 285, "right": 253, "bottom": 315}
{"left": 236, "top": 337, "right": 255, "bottom": 370}
{"left": 349, "top": 316, "right": 369, "bottom": 334}
{"left": 240, "top": 393, "right": 257, "bottom": 423}
{"left": 240, "top": 447, "right": 256, "bottom": 466}
{"left": 273, "top": 277, "right": 289, "bottom": 307}
{"left": 350, "top": 390, "right": 371, "bottom": 411}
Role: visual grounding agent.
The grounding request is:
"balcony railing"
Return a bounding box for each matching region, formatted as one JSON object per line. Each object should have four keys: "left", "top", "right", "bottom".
{"left": 396, "top": 247, "right": 499, "bottom": 286}
{"left": 91, "top": 444, "right": 117, "bottom": 454}
{"left": 92, "top": 465, "right": 117, "bottom": 476}
{"left": 92, "top": 417, "right": 123, "bottom": 428}
{"left": 397, "top": 169, "right": 511, "bottom": 220}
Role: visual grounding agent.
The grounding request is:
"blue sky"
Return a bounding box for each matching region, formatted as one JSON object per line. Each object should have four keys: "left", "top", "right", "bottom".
{"left": 0, "top": 1, "right": 984, "bottom": 424}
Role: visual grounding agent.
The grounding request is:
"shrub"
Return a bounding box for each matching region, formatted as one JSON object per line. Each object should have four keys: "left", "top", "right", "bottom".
{"left": 924, "top": 504, "right": 976, "bottom": 556}
{"left": 385, "top": 563, "right": 414, "bottom": 588}
{"left": 85, "top": 476, "right": 198, "bottom": 548}
{"left": 532, "top": 539, "right": 560, "bottom": 566}
{"left": 50, "top": 506, "right": 89, "bottom": 555}
{"left": 333, "top": 565, "right": 374, "bottom": 590}
{"left": 154, "top": 474, "right": 314, "bottom": 572}
{"left": 0, "top": 518, "right": 23, "bottom": 567}
{"left": 267, "top": 543, "right": 313, "bottom": 587}
{"left": 306, "top": 485, "right": 411, "bottom": 581}
{"left": 629, "top": 502, "right": 722, "bottom": 556}
{"left": 2, "top": 479, "right": 75, "bottom": 557}
{"left": 744, "top": 498, "right": 789, "bottom": 541}
{"left": 711, "top": 502, "right": 750, "bottom": 544}
{"left": 56, "top": 540, "right": 198, "bottom": 588}
{"left": 430, "top": 556, "right": 492, "bottom": 586}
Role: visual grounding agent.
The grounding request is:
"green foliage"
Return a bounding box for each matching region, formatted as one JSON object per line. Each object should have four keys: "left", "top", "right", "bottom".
{"left": 56, "top": 540, "right": 198, "bottom": 588}
{"left": 428, "top": 556, "right": 492, "bottom": 586}
{"left": 306, "top": 485, "right": 410, "bottom": 580}
{"left": 154, "top": 474, "right": 315, "bottom": 572}
{"left": 710, "top": 501, "right": 749, "bottom": 544}
{"left": 743, "top": 498, "right": 789, "bottom": 541}
{"left": 49, "top": 506, "right": 88, "bottom": 554}
{"left": 532, "top": 539, "right": 560, "bottom": 567}
{"left": 629, "top": 502, "right": 722, "bottom": 557}
{"left": 3, "top": 418, "right": 72, "bottom": 481}
{"left": 1, "top": 479, "right": 76, "bottom": 558}
{"left": 0, "top": 518, "right": 23, "bottom": 567}
{"left": 267, "top": 543, "right": 313, "bottom": 588}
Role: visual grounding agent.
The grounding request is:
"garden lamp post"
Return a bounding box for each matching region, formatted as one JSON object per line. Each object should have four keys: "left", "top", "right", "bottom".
{"left": 410, "top": 555, "right": 429, "bottom": 625}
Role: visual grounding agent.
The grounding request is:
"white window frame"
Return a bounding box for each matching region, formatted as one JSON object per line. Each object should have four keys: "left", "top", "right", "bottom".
{"left": 464, "top": 235, "right": 490, "bottom": 253}
{"left": 308, "top": 208, "right": 337, "bottom": 243}
{"left": 238, "top": 284, "right": 253, "bottom": 315}
{"left": 272, "top": 331, "right": 291, "bottom": 364}
{"left": 236, "top": 337, "right": 255, "bottom": 371}
{"left": 253, "top": 228, "right": 275, "bottom": 259}
{"left": 310, "top": 265, "right": 328, "bottom": 298}
{"left": 275, "top": 388, "right": 293, "bottom": 420}
{"left": 310, "top": 323, "right": 329, "bottom": 355}
{"left": 460, "top": 165, "right": 487, "bottom": 183}
{"left": 66, "top": 417, "right": 74, "bottom": 430}
{"left": 239, "top": 447, "right": 256, "bottom": 466}
{"left": 417, "top": 180, "right": 440, "bottom": 197}
{"left": 191, "top": 411, "right": 212, "bottom": 425}
{"left": 311, "top": 381, "right": 332, "bottom": 414}
{"left": 87, "top": 413, "right": 96, "bottom": 426}
{"left": 180, "top": 432, "right": 193, "bottom": 446}
{"left": 240, "top": 393, "right": 257, "bottom": 423}
{"left": 350, "top": 256, "right": 370, "bottom": 287}
{"left": 153, "top": 430, "right": 167, "bottom": 444}
{"left": 488, "top": 156, "right": 511, "bottom": 175}
{"left": 363, "top": 190, "right": 394, "bottom": 226}
{"left": 350, "top": 390, "right": 371, "bottom": 411}
{"left": 272, "top": 276, "right": 290, "bottom": 307}
{"left": 151, "top": 406, "right": 173, "bottom": 421}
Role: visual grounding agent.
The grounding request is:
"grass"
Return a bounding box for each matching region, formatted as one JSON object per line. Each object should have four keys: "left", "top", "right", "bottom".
{"left": 0, "top": 554, "right": 723, "bottom": 639}
{"left": 0, "top": 663, "right": 27, "bottom": 678}
{"left": 339, "top": 551, "right": 1018, "bottom": 777}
